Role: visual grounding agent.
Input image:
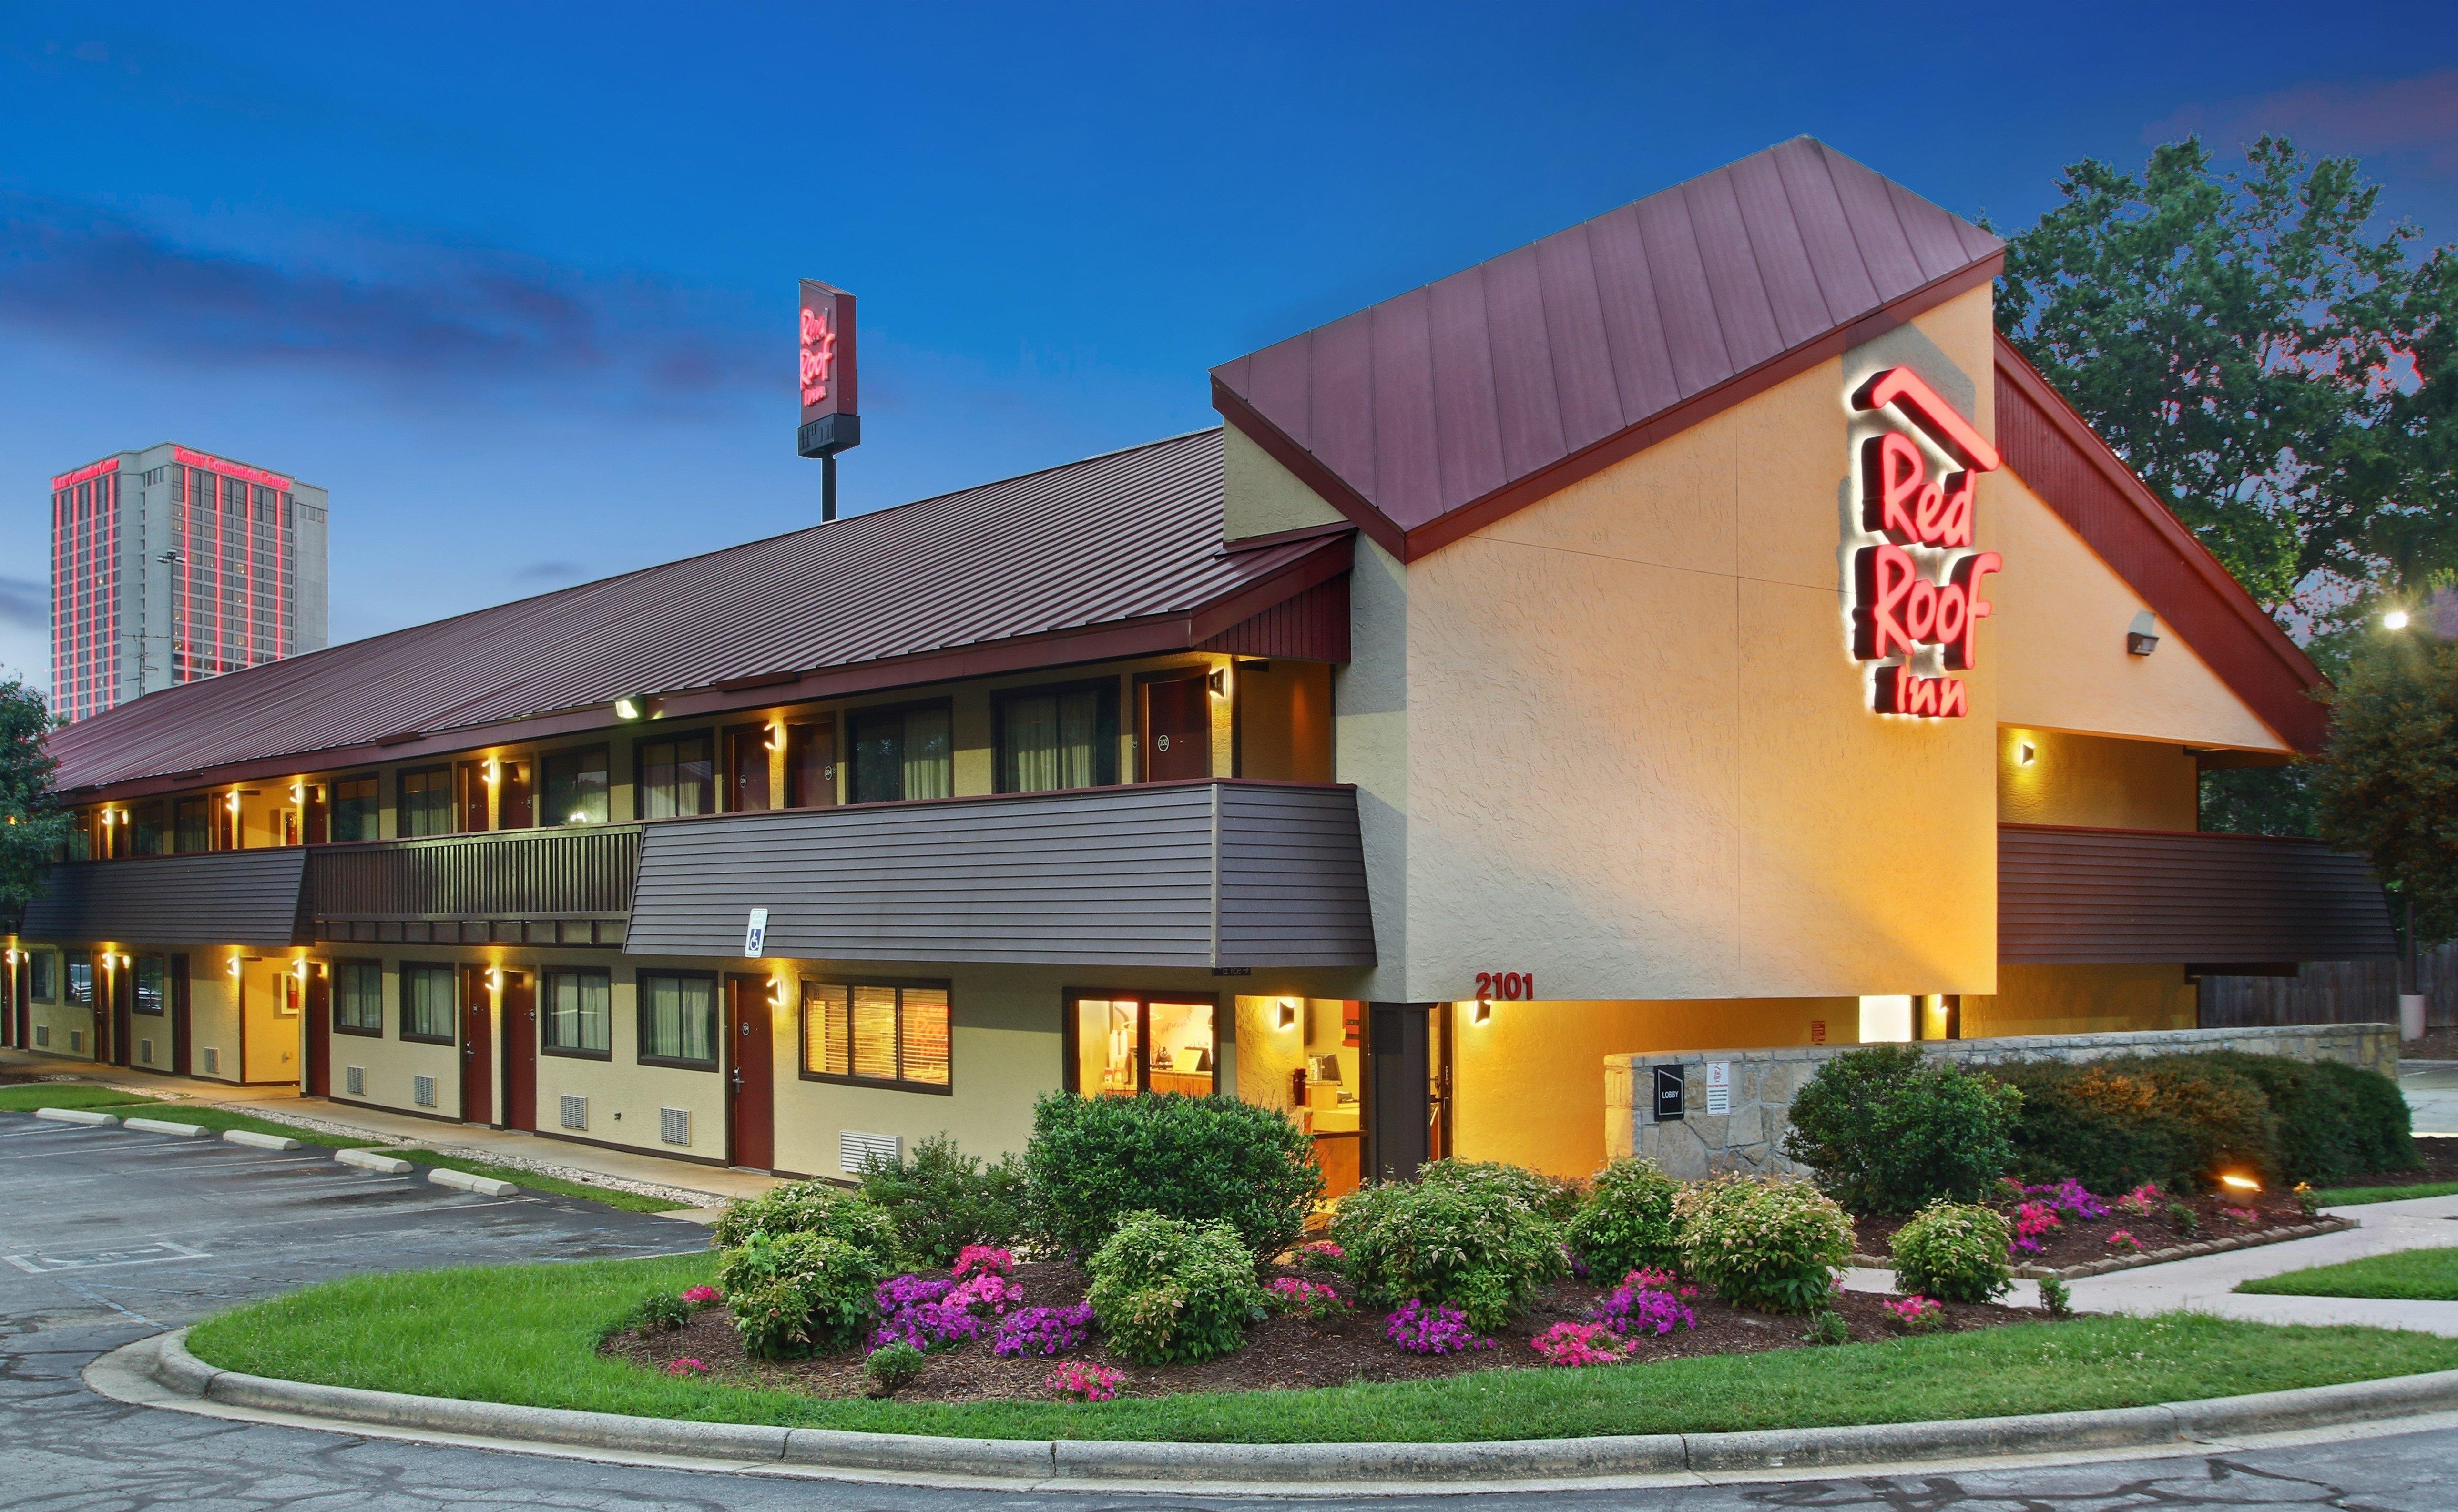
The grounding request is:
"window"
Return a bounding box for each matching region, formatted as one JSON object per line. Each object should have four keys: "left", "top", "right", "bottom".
{"left": 802, "top": 980, "right": 951, "bottom": 1092}
{"left": 334, "top": 961, "right": 382, "bottom": 1035}
{"left": 134, "top": 956, "right": 167, "bottom": 1015}
{"left": 997, "top": 683, "right": 1117, "bottom": 793}
{"left": 176, "top": 796, "right": 212, "bottom": 853}
{"left": 637, "top": 973, "right": 717, "bottom": 1066}
{"left": 638, "top": 735, "right": 714, "bottom": 819}
{"left": 67, "top": 957, "right": 94, "bottom": 1009}
{"left": 400, "top": 964, "right": 456, "bottom": 1043}
{"left": 134, "top": 802, "right": 166, "bottom": 856}
{"left": 400, "top": 768, "right": 453, "bottom": 837}
{"left": 542, "top": 747, "right": 608, "bottom": 825}
{"left": 1068, "top": 993, "right": 1217, "bottom": 1098}
{"left": 542, "top": 969, "right": 612, "bottom": 1057}
{"left": 28, "top": 950, "right": 58, "bottom": 1003}
{"left": 330, "top": 776, "right": 379, "bottom": 842}
{"left": 785, "top": 718, "right": 837, "bottom": 808}
{"left": 850, "top": 703, "right": 951, "bottom": 803}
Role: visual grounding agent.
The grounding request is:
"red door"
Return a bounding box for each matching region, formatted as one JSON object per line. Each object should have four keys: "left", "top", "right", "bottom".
{"left": 727, "top": 977, "right": 774, "bottom": 1170}
{"left": 108, "top": 959, "right": 132, "bottom": 1067}
{"left": 1141, "top": 673, "right": 1210, "bottom": 781}
{"left": 169, "top": 956, "right": 191, "bottom": 1075}
{"left": 501, "top": 971, "right": 538, "bottom": 1132}
{"left": 305, "top": 969, "right": 331, "bottom": 1096}
{"left": 461, "top": 965, "right": 494, "bottom": 1125}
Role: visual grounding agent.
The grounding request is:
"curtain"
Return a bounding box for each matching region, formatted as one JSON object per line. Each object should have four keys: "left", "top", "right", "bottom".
{"left": 644, "top": 976, "right": 714, "bottom": 1061}
{"left": 902, "top": 707, "right": 951, "bottom": 800}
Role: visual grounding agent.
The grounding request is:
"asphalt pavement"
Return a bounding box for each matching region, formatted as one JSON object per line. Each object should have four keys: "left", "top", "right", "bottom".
{"left": 8, "top": 1107, "right": 2458, "bottom": 1510}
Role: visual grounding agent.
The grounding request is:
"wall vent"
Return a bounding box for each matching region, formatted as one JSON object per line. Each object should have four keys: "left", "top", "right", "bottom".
{"left": 413, "top": 1075, "right": 437, "bottom": 1108}
{"left": 202, "top": 1045, "right": 219, "bottom": 1074}
{"left": 139, "top": 1039, "right": 154, "bottom": 1065}
{"left": 658, "top": 1107, "right": 691, "bottom": 1146}
{"left": 68, "top": 1029, "right": 84, "bottom": 1053}
{"left": 560, "top": 1094, "right": 588, "bottom": 1131}
{"left": 839, "top": 1130, "right": 902, "bottom": 1175}
{"left": 32, "top": 1025, "right": 49, "bottom": 1048}
{"left": 345, "top": 1066, "right": 366, "bottom": 1097}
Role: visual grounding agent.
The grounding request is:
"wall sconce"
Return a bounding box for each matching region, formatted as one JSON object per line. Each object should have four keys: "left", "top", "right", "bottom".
{"left": 225, "top": 792, "right": 241, "bottom": 813}
{"left": 227, "top": 956, "right": 243, "bottom": 977}
{"left": 1207, "top": 665, "right": 1230, "bottom": 700}
{"left": 482, "top": 759, "right": 500, "bottom": 784}
{"left": 768, "top": 978, "right": 788, "bottom": 1008}
{"left": 484, "top": 965, "right": 502, "bottom": 991}
{"left": 2015, "top": 740, "right": 2037, "bottom": 768}
{"left": 1472, "top": 999, "right": 1492, "bottom": 1024}
{"left": 292, "top": 959, "right": 309, "bottom": 982}
{"left": 2126, "top": 610, "right": 2161, "bottom": 657}
{"left": 289, "top": 782, "right": 305, "bottom": 804}
{"left": 1276, "top": 999, "right": 1298, "bottom": 1030}
{"left": 766, "top": 723, "right": 786, "bottom": 752}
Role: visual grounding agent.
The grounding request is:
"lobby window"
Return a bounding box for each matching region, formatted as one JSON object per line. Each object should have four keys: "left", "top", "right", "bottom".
{"left": 850, "top": 702, "right": 951, "bottom": 803}
{"left": 134, "top": 956, "right": 167, "bottom": 1015}
{"left": 802, "top": 980, "right": 950, "bottom": 1092}
{"left": 997, "top": 683, "right": 1117, "bottom": 793}
{"left": 400, "top": 768, "right": 453, "bottom": 837}
{"left": 133, "top": 802, "right": 166, "bottom": 857}
{"left": 638, "top": 734, "right": 714, "bottom": 820}
{"left": 542, "top": 969, "right": 612, "bottom": 1057}
{"left": 400, "top": 964, "right": 456, "bottom": 1044}
{"left": 542, "top": 747, "right": 609, "bottom": 825}
{"left": 175, "top": 796, "right": 211, "bottom": 854}
{"left": 1068, "top": 993, "right": 1216, "bottom": 1098}
{"left": 637, "top": 973, "right": 717, "bottom": 1067}
{"left": 329, "top": 775, "right": 379, "bottom": 842}
{"left": 28, "top": 949, "right": 58, "bottom": 1002}
{"left": 334, "top": 960, "right": 382, "bottom": 1035}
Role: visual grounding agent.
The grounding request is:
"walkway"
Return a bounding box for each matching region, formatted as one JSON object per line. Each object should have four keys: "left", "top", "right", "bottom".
{"left": 2401, "top": 1059, "right": 2458, "bottom": 1137}
{"left": 0, "top": 1047, "right": 780, "bottom": 1208}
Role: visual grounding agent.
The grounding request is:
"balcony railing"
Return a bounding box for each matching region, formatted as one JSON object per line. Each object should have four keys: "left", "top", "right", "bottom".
{"left": 307, "top": 825, "right": 642, "bottom": 947}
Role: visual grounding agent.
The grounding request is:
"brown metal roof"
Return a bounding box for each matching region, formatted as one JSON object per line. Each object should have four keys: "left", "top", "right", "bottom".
{"left": 1210, "top": 137, "right": 2003, "bottom": 560}
{"left": 52, "top": 429, "right": 1346, "bottom": 794}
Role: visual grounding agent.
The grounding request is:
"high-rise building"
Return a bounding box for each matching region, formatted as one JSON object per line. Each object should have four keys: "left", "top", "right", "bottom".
{"left": 49, "top": 444, "right": 329, "bottom": 722}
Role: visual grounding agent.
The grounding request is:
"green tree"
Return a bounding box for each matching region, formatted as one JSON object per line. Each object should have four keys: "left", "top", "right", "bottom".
{"left": 0, "top": 677, "right": 72, "bottom": 912}
{"left": 2313, "top": 632, "right": 2458, "bottom": 942}
{"left": 1997, "top": 136, "right": 2458, "bottom": 622}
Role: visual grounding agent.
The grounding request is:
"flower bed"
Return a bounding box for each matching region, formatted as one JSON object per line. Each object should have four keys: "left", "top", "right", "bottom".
{"left": 601, "top": 1256, "right": 2032, "bottom": 1402}
{"left": 1854, "top": 1182, "right": 2323, "bottom": 1275}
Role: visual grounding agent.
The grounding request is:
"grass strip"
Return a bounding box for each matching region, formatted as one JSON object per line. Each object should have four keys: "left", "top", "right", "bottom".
{"left": 2314, "top": 1182, "right": 2458, "bottom": 1208}
{"left": 92, "top": 1101, "right": 385, "bottom": 1150}
{"left": 185, "top": 1255, "right": 2458, "bottom": 1443}
{"left": 2237, "top": 1247, "right": 2458, "bottom": 1301}
{"left": 391, "top": 1150, "right": 694, "bottom": 1215}
{"left": 0, "top": 1084, "right": 163, "bottom": 1112}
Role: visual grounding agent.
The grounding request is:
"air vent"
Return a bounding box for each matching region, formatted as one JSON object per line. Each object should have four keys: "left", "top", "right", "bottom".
{"left": 413, "top": 1075, "right": 437, "bottom": 1108}
{"left": 202, "top": 1045, "right": 219, "bottom": 1074}
{"left": 839, "top": 1130, "right": 901, "bottom": 1175}
{"left": 69, "top": 1029, "right": 84, "bottom": 1053}
{"left": 139, "top": 1039, "right": 154, "bottom": 1065}
{"left": 32, "top": 1026, "right": 48, "bottom": 1048}
{"left": 560, "top": 1094, "right": 588, "bottom": 1131}
{"left": 345, "top": 1066, "right": 366, "bottom": 1097}
{"left": 658, "top": 1107, "right": 691, "bottom": 1146}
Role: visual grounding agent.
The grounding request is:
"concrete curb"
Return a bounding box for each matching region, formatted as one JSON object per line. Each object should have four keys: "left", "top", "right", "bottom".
{"left": 146, "top": 1330, "right": 2458, "bottom": 1487}
{"left": 223, "top": 1128, "right": 303, "bottom": 1152}
{"left": 426, "top": 1166, "right": 519, "bottom": 1197}
{"left": 336, "top": 1148, "right": 416, "bottom": 1175}
{"left": 122, "top": 1116, "right": 212, "bottom": 1138}
{"left": 35, "top": 1107, "right": 120, "bottom": 1126}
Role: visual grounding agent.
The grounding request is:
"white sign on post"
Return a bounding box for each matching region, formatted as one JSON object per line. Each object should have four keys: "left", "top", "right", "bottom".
{"left": 1704, "top": 1061, "right": 1731, "bottom": 1116}
{"left": 743, "top": 907, "right": 770, "bottom": 959}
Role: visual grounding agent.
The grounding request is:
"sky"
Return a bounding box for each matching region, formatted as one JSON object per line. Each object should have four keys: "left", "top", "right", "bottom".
{"left": 5, "top": 1, "right": 2456, "bottom": 692}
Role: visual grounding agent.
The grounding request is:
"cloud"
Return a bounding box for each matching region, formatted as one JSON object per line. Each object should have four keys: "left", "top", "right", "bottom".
{"left": 0, "top": 575, "right": 45, "bottom": 631}
{"left": 512, "top": 560, "right": 585, "bottom": 584}
{"left": 0, "top": 193, "right": 771, "bottom": 408}
{"left": 2150, "top": 70, "right": 2458, "bottom": 176}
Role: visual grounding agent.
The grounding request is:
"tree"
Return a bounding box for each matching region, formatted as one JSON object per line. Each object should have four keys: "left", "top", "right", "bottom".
{"left": 2312, "top": 632, "right": 2458, "bottom": 942}
{"left": 1997, "top": 136, "right": 2458, "bottom": 623}
{"left": 0, "top": 677, "right": 72, "bottom": 913}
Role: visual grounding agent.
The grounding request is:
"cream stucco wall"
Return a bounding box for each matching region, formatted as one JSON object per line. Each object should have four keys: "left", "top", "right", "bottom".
{"left": 1999, "top": 727, "right": 2199, "bottom": 831}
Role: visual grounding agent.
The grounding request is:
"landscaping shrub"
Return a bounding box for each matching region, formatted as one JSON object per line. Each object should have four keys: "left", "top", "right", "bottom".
{"left": 1888, "top": 1199, "right": 2012, "bottom": 1304}
{"left": 1780, "top": 1045, "right": 2022, "bottom": 1213}
{"left": 711, "top": 1180, "right": 904, "bottom": 1266}
{"left": 1331, "top": 1160, "right": 1569, "bottom": 1332}
{"left": 1804, "top": 1309, "right": 1850, "bottom": 1346}
{"left": 1673, "top": 1173, "right": 1852, "bottom": 1314}
{"left": 1566, "top": 1157, "right": 1683, "bottom": 1280}
{"left": 856, "top": 1135, "right": 1029, "bottom": 1268}
{"left": 717, "top": 1232, "right": 881, "bottom": 1359}
{"left": 1084, "top": 1210, "right": 1268, "bottom": 1365}
{"left": 2313, "top": 1059, "right": 2416, "bottom": 1175}
{"left": 1025, "top": 1092, "right": 1321, "bottom": 1258}
{"left": 2038, "top": 1274, "right": 2074, "bottom": 1318}
{"left": 865, "top": 1340, "right": 925, "bottom": 1392}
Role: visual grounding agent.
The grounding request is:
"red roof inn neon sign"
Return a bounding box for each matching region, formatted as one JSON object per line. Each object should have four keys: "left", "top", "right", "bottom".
{"left": 1847, "top": 367, "right": 2002, "bottom": 719}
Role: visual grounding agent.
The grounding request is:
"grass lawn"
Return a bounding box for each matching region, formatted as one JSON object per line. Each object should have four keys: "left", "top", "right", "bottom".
{"left": 2315, "top": 1182, "right": 2458, "bottom": 1208}
{"left": 0, "top": 1084, "right": 161, "bottom": 1112}
{"left": 2237, "top": 1247, "right": 2458, "bottom": 1301}
{"left": 92, "top": 1100, "right": 386, "bottom": 1150}
{"left": 391, "top": 1150, "right": 694, "bottom": 1216}
{"left": 185, "top": 1255, "right": 2458, "bottom": 1443}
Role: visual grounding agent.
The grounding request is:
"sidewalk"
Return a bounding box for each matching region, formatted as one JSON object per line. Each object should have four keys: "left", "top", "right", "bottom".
{"left": 2401, "top": 1059, "right": 2458, "bottom": 1137}
{"left": 0, "top": 1048, "right": 780, "bottom": 1208}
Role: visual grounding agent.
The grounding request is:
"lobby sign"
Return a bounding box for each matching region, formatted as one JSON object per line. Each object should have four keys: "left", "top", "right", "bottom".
{"left": 1846, "top": 367, "right": 2002, "bottom": 718}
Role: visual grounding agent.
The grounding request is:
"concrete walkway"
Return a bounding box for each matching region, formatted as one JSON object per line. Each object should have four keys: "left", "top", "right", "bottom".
{"left": 0, "top": 1047, "right": 780, "bottom": 1208}
{"left": 2401, "top": 1060, "right": 2458, "bottom": 1137}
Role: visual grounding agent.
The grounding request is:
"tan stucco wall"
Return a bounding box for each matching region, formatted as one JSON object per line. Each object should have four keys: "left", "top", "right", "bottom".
{"left": 1998, "top": 728, "right": 2199, "bottom": 831}
{"left": 28, "top": 1000, "right": 96, "bottom": 1058}
{"left": 1963, "top": 963, "right": 2197, "bottom": 1038}
{"left": 1990, "top": 471, "right": 2288, "bottom": 753}
{"left": 239, "top": 957, "right": 302, "bottom": 1084}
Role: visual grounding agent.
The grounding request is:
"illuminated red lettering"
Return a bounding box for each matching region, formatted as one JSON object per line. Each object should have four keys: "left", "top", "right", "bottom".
{"left": 1937, "top": 677, "right": 1968, "bottom": 717}
{"left": 1875, "top": 667, "right": 1970, "bottom": 719}
{"left": 1933, "top": 580, "right": 1968, "bottom": 647}
{"left": 1947, "top": 551, "right": 2002, "bottom": 670}
{"left": 1861, "top": 431, "right": 1924, "bottom": 539}
{"left": 1938, "top": 471, "right": 1974, "bottom": 548}
{"left": 1851, "top": 367, "right": 2003, "bottom": 472}
{"left": 800, "top": 305, "right": 838, "bottom": 406}
{"left": 1853, "top": 544, "right": 1919, "bottom": 660}
{"left": 1904, "top": 577, "right": 1938, "bottom": 642}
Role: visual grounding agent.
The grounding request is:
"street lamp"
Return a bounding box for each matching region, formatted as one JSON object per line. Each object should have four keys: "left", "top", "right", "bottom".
{"left": 2384, "top": 609, "right": 2411, "bottom": 630}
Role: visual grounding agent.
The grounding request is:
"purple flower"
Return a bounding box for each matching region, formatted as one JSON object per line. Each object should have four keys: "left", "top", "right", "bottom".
{"left": 1384, "top": 1299, "right": 1496, "bottom": 1356}
{"left": 2022, "top": 1178, "right": 2108, "bottom": 1221}
{"left": 1591, "top": 1283, "right": 1696, "bottom": 1338}
{"left": 993, "top": 1303, "right": 1095, "bottom": 1358}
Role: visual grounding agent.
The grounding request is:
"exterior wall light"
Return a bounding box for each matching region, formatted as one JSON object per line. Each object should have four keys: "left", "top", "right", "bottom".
{"left": 484, "top": 965, "right": 502, "bottom": 992}
{"left": 613, "top": 697, "right": 643, "bottom": 720}
{"left": 766, "top": 722, "right": 786, "bottom": 752}
{"left": 293, "top": 959, "right": 309, "bottom": 981}
{"left": 2015, "top": 741, "right": 2038, "bottom": 767}
{"left": 289, "top": 782, "right": 305, "bottom": 804}
{"left": 2384, "top": 609, "right": 2411, "bottom": 630}
{"left": 768, "top": 978, "right": 787, "bottom": 1008}
{"left": 227, "top": 956, "right": 243, "bottom": 977}
{"left": 482, "top": 759, "right": 499, "bottom": 784}
{"left": 1276, "top": 999, "right": 1298, "bottom": 1030}
{"left": 1207, "top": 665, "right": 1230, "bottom": 700}
{"left": 225, "top": 792, "right": 241, "bottom": 813}
{"left": 2126, "top": 610, "right": 2160, "bottom": 656}
{"left": 1472, "top": 999, "right": 1492, "bottom": 1024}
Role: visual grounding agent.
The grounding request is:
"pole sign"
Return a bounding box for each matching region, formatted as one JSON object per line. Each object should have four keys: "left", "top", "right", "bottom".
{"left": 1845, "top": 367, "right": 2002, "bottom": 718}
{"left": 797, "top": 279, "right": 861, "bottom": 459}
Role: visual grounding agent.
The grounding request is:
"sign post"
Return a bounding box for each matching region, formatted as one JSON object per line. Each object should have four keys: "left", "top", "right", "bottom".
{"left": 796, "top": 279, "right": 860, "bottom": 520}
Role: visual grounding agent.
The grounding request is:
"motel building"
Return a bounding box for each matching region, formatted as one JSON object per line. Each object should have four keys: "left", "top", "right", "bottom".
{"left": 1, "top": 140, "right": 2397, "bottom": 1191}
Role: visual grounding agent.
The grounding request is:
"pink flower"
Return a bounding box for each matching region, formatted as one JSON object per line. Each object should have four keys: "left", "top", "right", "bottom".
{"left": 665, "top": 1357, "right": 711, "bottom": 1377}
{"left": 2106, "top": 1229, "right": 2142, "bottom": 1252}
{"left": 952, "top": 1245, "right": 1014, "bottom": 1282}
{"left": 680, "top": 1285, "right": 722, "bottom": 1306}
{"left": 1530, "top": 1321, "right": 1629, "bottom": 1367}
{"left": 1883, "top": 1295, "right": 1943, "bottom": 1332}
{"left": 1047, "top": 1361, "right": 1123, "bottom": 1402}
{"left": 1295, "top": 1239, "right": 1345, "bottom": 1263}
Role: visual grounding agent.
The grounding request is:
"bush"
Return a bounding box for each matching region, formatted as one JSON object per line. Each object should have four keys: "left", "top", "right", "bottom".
{"left": 864, "top": 1339, "right": 925, "bottom": 1392}
{"left": 1673, "top": 1174, "right": 1852, "bottom": 1314}
{"left": 1085, "top": 1210, "right": 1267, "bottom": 1364}
{"left": 1781, "top": 1045, "right": 2022, "bottom": 1213}
{"left": 711, "top": 1180, "right": 904, "bottom": 1266}
{"left": 1888, "top": 1200, "right": 2012, "bottom": 1304}
{"left": 1566, "top": 1158, "right": 1683, "bottom": 1280}
{"left": 1331, "top": 1160, "right": 1569, "bottom": 1332}
{"left": 2197, "top": 1052, "right": 2416, "bottom": 1183}
{"left": 1025, "top": 1092, "right": 1321, "bottom": 1258}
{"left": 856, "top": 1135, "right": 1029, "bottom": 1268}
{"left": 717, "top": 1232, "right": 881, "bottom": 1359}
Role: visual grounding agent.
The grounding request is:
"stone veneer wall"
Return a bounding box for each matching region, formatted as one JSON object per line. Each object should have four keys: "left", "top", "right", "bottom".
{"left": 1604, "top": 1023, "right": 2399, "bottom": 1182}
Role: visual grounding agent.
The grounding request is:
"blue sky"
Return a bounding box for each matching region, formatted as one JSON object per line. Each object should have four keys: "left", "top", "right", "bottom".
{"left": 5, "top": 1, "right": 2455, "bottom": 690}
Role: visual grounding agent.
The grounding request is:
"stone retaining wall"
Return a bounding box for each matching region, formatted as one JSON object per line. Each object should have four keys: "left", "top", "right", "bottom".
{"left": 1603, "top": 1023, "right": 2398, "bottom": 1182}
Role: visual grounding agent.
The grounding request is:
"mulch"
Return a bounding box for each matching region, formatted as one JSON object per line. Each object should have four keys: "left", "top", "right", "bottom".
{"left": 1855, "top": 1187, "right": 2311, "bottom": 1270}
{"left": 601, "top": 1258, "right": 2036, "bottom": 1404}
